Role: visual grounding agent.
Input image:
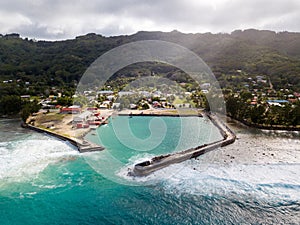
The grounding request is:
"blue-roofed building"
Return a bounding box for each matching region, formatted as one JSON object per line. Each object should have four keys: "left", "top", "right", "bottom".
{"left": 266, "top": 100, "right": 289, "bottom": 106}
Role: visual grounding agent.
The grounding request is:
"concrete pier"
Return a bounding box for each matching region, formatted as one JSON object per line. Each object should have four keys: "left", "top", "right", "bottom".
{"left": 131, "top": 113, "right": 236, "bottom": 176}
{"left": 23, "top": 123, "right": 104, "bottom": 153}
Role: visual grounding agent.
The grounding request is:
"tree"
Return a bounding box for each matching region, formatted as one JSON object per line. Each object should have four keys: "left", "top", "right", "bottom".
{"left": 57, "top": 96, "right": 72, "bottom": 106}
{"left": 249, "top": 105, "right": 265, "bottom": 124}
{"left": 0, "top": 95, "right": 22, "bottom": 115}
{"left": 20, "top": 105, "right": 31, "bottom": 122}
{"left": 20, "top": 100, "right": 41, "bottom": 122}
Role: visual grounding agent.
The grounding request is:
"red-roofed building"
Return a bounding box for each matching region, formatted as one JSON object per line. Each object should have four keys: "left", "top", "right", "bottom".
{"left": 87, "top": 107, "right": 98, "bottom": 112}
{"left": 294, "top": 92, "right": 300, "bottom": 98}
{"left": 60, "top": 106, "right": 82, "bottom": 114}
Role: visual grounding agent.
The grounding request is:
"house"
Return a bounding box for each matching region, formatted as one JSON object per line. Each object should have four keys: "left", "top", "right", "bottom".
{"left": 288, "top": 98, "right": 297, "bottom": 103}
{"left": 152, "top": 101, "right": 160, "bottom": 107}
{"left": 294, "top": 92, "right": 300, "bottom": 98}
{"left": 73, "top": 111, "right": 93, "bottom": 123}
{"left": 112, "top": 103, "right": 120, "bottom": 109}
{"left": 107, "top": 95, "right": 115, "bottom": 101}
{"left": 20, "top": 95, "right": 31, "bottom": 99}
{"left": 76, "top": 123, "right": 90, "bottom": 129}
{"left": 48, "top": 95, "right": 57, "bottom": 100}
{"left": 139, "top": 91, "right": 151, "bottom": 97}
{"left": 118, "top": 91, "right": 134, "bottom": 97}
{"left": 87, "top": 107, "right": 98, "bottom": 112}
{"left": 200, "top": 83, "right": 211, "bottom": 90}
{"left": 266, "top": 100, "right": 289, "bottom": 106}
{"left": 153, "top": 91, "right": 162, "bottom": 97}
{"left": 175, "top": 103, "right": 191, "bottom": 108}
{"left": 98, "top": 101, "right": 111, "bottom": 109}
{"left": 60, "top": 105, "right": 82, "bottom": 114}
{"left": 101, "top": 100, "right": 111, "bottom": 108}
{"left": 130, "top": 104, "right": 137, "bottom": 109}
{"left": 84, "top": 91, "right": 93, "bottom": 95}
{"left": 98, "top": 90, "right": 113, "bottom": 95}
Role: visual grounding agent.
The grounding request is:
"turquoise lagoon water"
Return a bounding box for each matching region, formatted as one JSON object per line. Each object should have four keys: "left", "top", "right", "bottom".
{"left": 0, "top": 117, "right": 299, "bottom": 224}
{"left": 84, "top": 116, "right": 223, "bottom": 181}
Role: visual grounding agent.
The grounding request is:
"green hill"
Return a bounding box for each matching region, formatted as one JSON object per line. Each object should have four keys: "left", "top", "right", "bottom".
{"left": 0, "top": 29, "right": 300, "bottom": 93}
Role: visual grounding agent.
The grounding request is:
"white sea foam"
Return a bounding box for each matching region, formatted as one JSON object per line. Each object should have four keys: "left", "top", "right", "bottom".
{"left": 158, "top": 161, "right": 300, "bottom": 202}
{"left": 116, "top": 153, "right": 156, "bottom": 184}
{"left": 0, "top": 136, "right": 79, "bottom": 184}
{"left": 117, "top": 152, "right": 300, "bottom": 203}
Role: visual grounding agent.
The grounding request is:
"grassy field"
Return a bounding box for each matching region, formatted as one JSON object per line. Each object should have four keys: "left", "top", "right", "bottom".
{"left": 173, "top": 96, "right": 196, "bottom": 107}
{"left": 173, "top": 96, "right": 185, "bottom": 104}
{"left": 35, "top": 113, "right": 67, "bottom": 124}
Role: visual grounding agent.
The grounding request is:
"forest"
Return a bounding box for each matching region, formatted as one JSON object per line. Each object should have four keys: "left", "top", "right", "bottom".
{"left": 1, "top": 29, "right": 300, "bottom": 126}
{"left": 0, "top": 29, "right": 300, "bottom": 92}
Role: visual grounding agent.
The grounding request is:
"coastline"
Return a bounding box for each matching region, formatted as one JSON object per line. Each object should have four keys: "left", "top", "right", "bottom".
{"left": 21, "top": 110, "right": 114, "bottom": 153}
{"left": 22, "top": 123, "right": 104, "bottom": 152}
{"left": 21, "top": 108, "right": 298, "bottom": 160}
{"left": 118, "top": 108, "right": 203, "bottom": 117}
{"left": 21, "top": 109, "right": 200, "bottom": 153}
{"left": 204, "top": 117, "right": 300, "bottom": 166}
{"left": 227, "top": 115, "right": 300, "bottom": 131}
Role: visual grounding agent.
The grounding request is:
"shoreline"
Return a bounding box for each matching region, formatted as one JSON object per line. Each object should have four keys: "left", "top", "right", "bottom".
{"left": 22, "top": 123, "right": 104, "bottom": 152}
{"left": 20, "top": 108, "right": 298, "bottom": 158}
{"left": 118, "top": 113, "right": 202, "bottom": 117}
{"left": 227, "top": 115, "right": 300, "bottom": 131}
{"left": 22, "top": 109, "right": 114, "bottom": 152}
{"left": 117, "top": 108, "right": 203, "bottom": 117}
{"left": 206, "top": 118, "right": 300, "bottom": 166}
{"left": 12, "top": 107, "right": 300, "bottom": 131}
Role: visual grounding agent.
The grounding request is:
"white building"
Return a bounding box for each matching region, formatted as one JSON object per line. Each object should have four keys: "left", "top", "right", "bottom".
{"left": 73, "top": 111, "right": 93, "bottom": 123}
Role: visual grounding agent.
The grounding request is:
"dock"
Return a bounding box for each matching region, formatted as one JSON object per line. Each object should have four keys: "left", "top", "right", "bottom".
{"left": 131, "top": 113, "right": 236, "bottom": 176}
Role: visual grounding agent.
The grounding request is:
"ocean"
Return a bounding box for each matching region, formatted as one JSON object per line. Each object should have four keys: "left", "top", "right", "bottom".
{"left": 0, "top": 117, "right": 299, "bottom": 225}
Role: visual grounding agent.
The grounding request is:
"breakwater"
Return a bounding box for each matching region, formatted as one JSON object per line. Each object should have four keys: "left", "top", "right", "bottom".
{"left": 131, "top": 113, "right": 236, "bottom": 176}
{"left": 22, "top": 123, "right": 104, "bottom": 153}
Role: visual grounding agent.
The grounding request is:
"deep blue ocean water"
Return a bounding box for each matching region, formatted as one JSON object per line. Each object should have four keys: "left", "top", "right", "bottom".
{"left": 0, "top": 117, "right": 299, "bottom": 225}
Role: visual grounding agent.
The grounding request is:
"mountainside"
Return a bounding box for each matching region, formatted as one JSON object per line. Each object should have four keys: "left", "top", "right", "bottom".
{"left": 0, "top": 29, "right": 300, "bottom": 92}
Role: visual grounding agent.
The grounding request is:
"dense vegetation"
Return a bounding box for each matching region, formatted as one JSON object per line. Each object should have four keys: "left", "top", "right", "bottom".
{"left": 1, "top": 30, "right": 300, "bottom": 93}
{"left": 225, "top": 93, "right": 300, "bottom": 128}
{"left": 0, "top": 30, "right": 300, "bottom": 127}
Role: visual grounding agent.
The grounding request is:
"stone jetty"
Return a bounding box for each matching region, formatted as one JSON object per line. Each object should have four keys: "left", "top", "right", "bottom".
{"left": 131, "top": 113, "right": 236, "bottom": 176}
{"left": 23, "top": 123, "right": 104, "bottom": 153}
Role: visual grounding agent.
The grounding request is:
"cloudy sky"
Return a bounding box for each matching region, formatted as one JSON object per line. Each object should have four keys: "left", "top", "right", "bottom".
{"left": 0, "top": 0, "right": 299, "bottom": 40}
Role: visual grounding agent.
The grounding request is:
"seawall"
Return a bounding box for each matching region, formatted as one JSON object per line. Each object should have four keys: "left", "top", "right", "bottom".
{"left": 131, "top": 113, "right": 236, "bottom": 176}
{"left": 118, "top": 111, "right": 202, "bottom": 117}
{"left": 22, "top": 123, "right": 104, "bottom": 153}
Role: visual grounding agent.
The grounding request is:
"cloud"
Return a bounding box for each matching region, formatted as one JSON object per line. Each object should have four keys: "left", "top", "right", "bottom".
{"left": 0, "top": 0, "right": 299, "bottom": 40}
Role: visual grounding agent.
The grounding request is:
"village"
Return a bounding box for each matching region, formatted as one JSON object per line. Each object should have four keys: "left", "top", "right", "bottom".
{"left": 2, "top": 70, "right": 300, "bottom": 131}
